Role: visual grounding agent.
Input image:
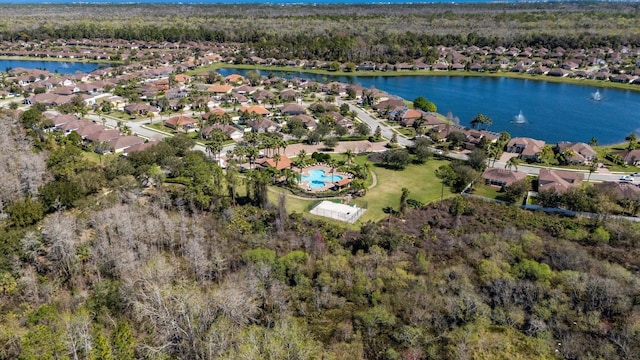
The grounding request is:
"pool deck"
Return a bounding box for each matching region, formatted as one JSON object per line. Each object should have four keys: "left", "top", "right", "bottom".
{"left": 298, "top": 164, "right": 353, "bottom": 192}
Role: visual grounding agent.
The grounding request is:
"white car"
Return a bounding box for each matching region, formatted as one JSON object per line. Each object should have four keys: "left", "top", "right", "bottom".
{"left": 619, "top": 175, "right": 634, "bottom": 182}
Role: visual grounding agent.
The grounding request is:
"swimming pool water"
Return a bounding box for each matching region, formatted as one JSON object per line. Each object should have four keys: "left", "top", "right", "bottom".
{"left": 301, "top": 169, "right": 343, "bottom": 189}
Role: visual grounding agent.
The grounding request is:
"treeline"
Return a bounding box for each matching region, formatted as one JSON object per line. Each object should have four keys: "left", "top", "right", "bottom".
{"left": 1, "top": 3, "right": 640, "bottom": 63}
{"left": 3, "top": 24, "right": 634, "bottom": 64}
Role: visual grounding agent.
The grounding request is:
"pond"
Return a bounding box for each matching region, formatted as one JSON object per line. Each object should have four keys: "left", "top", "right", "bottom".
{"left": 0, "top": 59, "right": 103, "bottom": 75}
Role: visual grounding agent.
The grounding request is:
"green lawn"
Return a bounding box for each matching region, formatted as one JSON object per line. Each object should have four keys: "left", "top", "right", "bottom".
{"left": 397, "top": 127, "right": 416, "bottom": 137}
{"left": 471, "top": 183, "right": 502, "bottom": 199}
{"left": 357, "top": 159, "right": 452, "bottom": 222}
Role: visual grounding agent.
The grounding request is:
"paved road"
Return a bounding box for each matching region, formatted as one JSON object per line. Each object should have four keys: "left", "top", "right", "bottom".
{"left": 85, "top": 113, "right": 226, "bottom": 156}
{"left": 491, "top": 158, "right": 624, "bottom": 183}
{"left": 340, "top": 101, "right": 413, "bottom": 147}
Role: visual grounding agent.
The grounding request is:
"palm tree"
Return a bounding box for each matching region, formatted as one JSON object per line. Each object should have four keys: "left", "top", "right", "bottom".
{"left": 470, "top": 113, "right": 491, "bottom": 130}
{"left": 246, "top": 146, "right": 259, "bottom": 170}
{"left": 281, "top": 168, "right": 300, "bottom": 187}
{"left": 505, "top": 157, "right": 520, "bottom": 171}
{"left": 327, "top": 158, "right": 338, "bottom": 183}
{"left": 344, "top": 149, "right": 355, "bottom": 165}
{"left": 296, "top": 149, "right": 307, "bottom": 171}
{"left": 273, "top": 153, "right": 282, "bottom": 170}
{"left": 206, "top": 140, "right": 223, "bottom": 163}
{"left": 626, "top": 133, "right": 638, "bottom": 150}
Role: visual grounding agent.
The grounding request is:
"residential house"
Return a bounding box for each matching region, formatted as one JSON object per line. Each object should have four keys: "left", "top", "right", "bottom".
{"left": 555, "top": 142, "right": 597, "bottom": 165}
{"left": 207, "top": 84, "right": 233, "bottom": 98}
{"left": 619, "top": 149, "right": 640, "bottom": 166}
{"left": 76, "top": 124, "right": 106, "bottom": 139}
{"left": 108, "top": 135, "right": 145, "bottom": 153}
{"left": 373, "top": 98, "right": 406, "bottom": 115}
{"left": 202, "top": 124, "right": 243, "bottom": 141}
{"left": 85, "top": 129, "right": 121, "bottom": 143}
{"left": 165, "top": 115, "right": 198, "bottom": 132}
{"left": 239, "top": 105, "right": 271, "bottom": 117}
{"left": 122, "top": 141, "right": 159, "bottom": 156}
{"left": 225, "top": 74, "right": 245, "bottom": 85}
{"left": 594, "top": 181, "right": 640, "bottom": 201}
{"left": 482, "top": 168, "right": 528, "bottom": 188}
{"left": 202, "top": 108, "right": 228, "bottom": 122}
{"left": 507, "top": 137, "right": 545, "bottom": 161}
{"left": 59, "top": 119, "right": 93, "bottom": 134}
{"left": 124, "top": 103, "right": 158, "bottom": 116}
{"left": 396, "top": 109, "right": 424, "bottom": 127}
{"left": 279, "top": 89, "right": 299, "bottom": 102}
{"left": 49, "top": 114, "right": 80, "bottom": 130}
{"left": 280, "top": 103, "right": 307, "bottom": 116}
{"left": 290, "top": 114, "right": 317, "bottom": 131}
{"left": 462, "top": 129, "right": 499, "bottom": 150}
{"left": 537, "top": 168, "right": 584, "bottom": 193}
{"left": 248, "top": 118, "right": 279, "bottom": 133}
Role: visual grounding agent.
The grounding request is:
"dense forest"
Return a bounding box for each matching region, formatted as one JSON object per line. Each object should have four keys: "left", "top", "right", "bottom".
{"left": 1, "top": 105, "right": 640, "bottom": 359}
{"left": 1, "top": 3, "right": 640, "bottom": 63}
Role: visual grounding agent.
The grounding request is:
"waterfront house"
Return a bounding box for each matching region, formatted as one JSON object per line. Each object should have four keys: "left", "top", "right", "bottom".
{"left": 507, "top": 137, "right": 545, "bottom": 162}
{"left": 619, "top": 149, "right": 640, "bottom": 166}
{"left": 555, "top": 142, "right": 597, "bottom": 165}
{"left": 397, "top": 109, "right": 424, "bottom": 127}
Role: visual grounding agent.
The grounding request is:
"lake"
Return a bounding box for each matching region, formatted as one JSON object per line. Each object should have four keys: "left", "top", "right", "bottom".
{"left": 218, "top": 68, "right": 640, "bottom": 145}
{"left": 5, "top": 0, "right": 579, "bottom": 4}
{"left": 0, "top": 59, "right": 101, "bottom": 75}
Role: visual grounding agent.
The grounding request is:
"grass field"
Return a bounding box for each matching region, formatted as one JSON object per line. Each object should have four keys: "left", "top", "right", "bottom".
{"left": 358, "top": 159, "right": 452, "bottom": 222}
{"left": 471, "top": 183, "right": 502, "bottom": 199}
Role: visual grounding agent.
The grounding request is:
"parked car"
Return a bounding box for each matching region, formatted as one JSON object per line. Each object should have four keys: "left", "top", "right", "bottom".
{"left": 631, "top": 172, "right": 640, "bottom": 177}
{"left": 619, "top": 175, "right": 634, "bottom": 182}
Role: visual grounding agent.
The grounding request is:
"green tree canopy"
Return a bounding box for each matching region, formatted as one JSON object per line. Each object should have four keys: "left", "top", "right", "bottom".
{"left": 412, "top": 96, "right": 437, "bottom": 112}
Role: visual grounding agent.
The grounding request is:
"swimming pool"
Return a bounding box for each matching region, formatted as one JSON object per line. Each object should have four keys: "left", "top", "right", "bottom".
{"left": 301, "top": 169, "right": 343, "bottom": 189}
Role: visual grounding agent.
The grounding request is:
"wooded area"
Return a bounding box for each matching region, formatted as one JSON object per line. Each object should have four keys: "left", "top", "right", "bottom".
{"left": 0, "top": 3, "right": 639, "bottom": 63}
{"left": 1, "top": 104, "right": 640, "bottom": 359}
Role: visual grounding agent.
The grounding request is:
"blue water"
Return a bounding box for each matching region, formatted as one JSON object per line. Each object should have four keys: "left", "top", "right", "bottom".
{"left": 4, "top": 0, "right": 583, "bottom": 3}
{"left": 218, "top": 68, "right": 640, "bottom": 145}
{"left": 0, "top": 59, "right": 101, "bottom": 75}
{"left": 301, "top": 169, "right": 343, "bottom": 189}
